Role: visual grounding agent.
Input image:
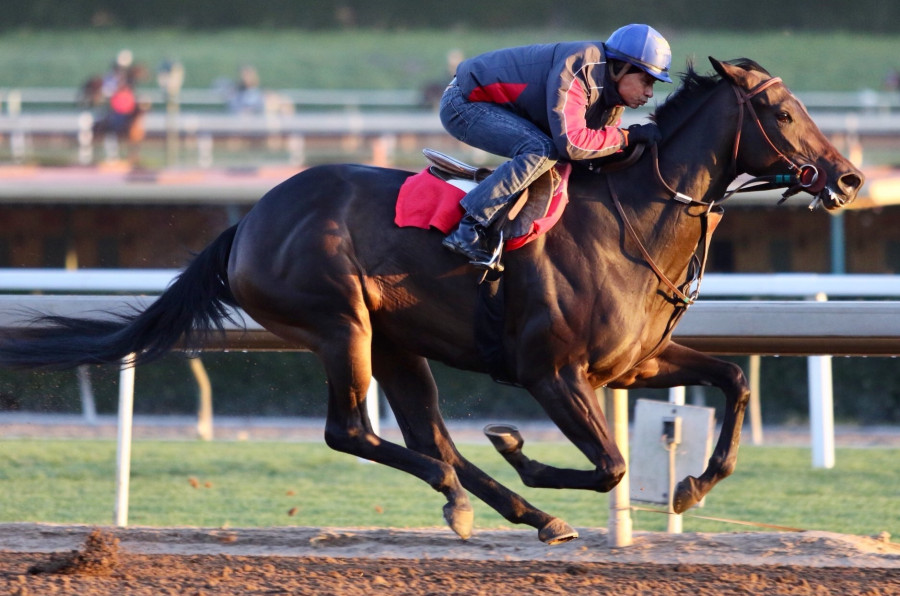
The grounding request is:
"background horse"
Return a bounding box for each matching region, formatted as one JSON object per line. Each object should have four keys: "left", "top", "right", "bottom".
{"left": 0, "top": 58, "right": 863, "bottom": 544}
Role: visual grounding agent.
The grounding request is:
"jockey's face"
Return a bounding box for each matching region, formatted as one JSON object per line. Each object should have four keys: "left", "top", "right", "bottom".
{"left": 617, "top": 71, "right": 656, "bottom": 109}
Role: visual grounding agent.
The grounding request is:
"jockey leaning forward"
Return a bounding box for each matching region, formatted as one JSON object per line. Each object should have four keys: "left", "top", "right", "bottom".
{"left": 440, "top": 24, "right": 673, "bottom": 270}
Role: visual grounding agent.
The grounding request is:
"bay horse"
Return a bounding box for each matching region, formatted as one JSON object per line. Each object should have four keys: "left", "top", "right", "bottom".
{"left": 0, "top": 58, "right": 863, "bottom": 544}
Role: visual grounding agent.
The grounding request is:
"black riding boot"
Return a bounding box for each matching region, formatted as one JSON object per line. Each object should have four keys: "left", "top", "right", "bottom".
{"left": 442, "top": 215, "right": 492, "bottom": 262}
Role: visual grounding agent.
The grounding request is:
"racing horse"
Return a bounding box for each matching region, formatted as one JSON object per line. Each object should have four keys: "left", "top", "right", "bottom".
{"left": 0, "top": 58, "right": 863, "bottom": 544}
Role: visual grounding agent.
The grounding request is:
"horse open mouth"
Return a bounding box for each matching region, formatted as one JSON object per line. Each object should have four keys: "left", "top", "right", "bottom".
{"left": 801, "top": 165, "right": 861, "bottom": 212}
{"left": 811, "top": 185, "right": 848, "bottom": 211}
{"left": 810, "top": 173, "right": 864, "bottom": 211}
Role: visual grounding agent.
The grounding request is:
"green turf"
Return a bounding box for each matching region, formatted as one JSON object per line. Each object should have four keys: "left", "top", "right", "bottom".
{"left": 1, "top": 28, "right": 895, "bottom": 168}
{"left": 0, "top": 28, "right": 894, "bottom": 91}
{"left": 1, "top": 438, "right": 896, "bottom": 538}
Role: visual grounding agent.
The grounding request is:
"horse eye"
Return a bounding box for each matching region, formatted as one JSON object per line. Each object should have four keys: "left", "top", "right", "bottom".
{"left": 776, "top": 111, "right": 792, "bottom": 124}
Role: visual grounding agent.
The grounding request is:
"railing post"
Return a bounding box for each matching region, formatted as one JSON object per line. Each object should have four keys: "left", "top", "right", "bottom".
{"left": 606, "top": 387, "right": 632, "bottom": 547}
{"left": 748, "top": 354, "right": 764, "bottom": 445}
{"left": 190, "top": 356, "right": 213, "bottom": 441}
{"left": 667, "top": 387, "right": 684, "bottom": 533}
{"left": 809, "top": 292, "right": 835, "bottom": 469}
{"left": 76, "top": 365, "right": 98, "bottom": 425}
{"left": 114, "top": 355, "right": 136, "bottom": 527}
{"left": 77, "top": 111, "right": 94, "bottom": 165}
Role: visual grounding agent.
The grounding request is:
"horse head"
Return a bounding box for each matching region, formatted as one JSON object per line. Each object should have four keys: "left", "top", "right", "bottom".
{"left": 709, "top": 57, "right": 864, "bottom": 210}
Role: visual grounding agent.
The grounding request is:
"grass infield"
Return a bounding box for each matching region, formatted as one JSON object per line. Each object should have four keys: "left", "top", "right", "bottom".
{"left": 1, "top": 438, "right": 896, "bottom": 537}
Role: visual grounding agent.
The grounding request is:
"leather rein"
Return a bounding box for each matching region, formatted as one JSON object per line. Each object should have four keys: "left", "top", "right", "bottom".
{"left": 607, "top": 75, "right": 820, "bottom": 306}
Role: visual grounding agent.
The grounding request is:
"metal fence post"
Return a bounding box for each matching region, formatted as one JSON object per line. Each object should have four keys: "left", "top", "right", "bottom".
{"left": 114, "top": 355, "right": 136, "bottom": 527}
{"left": 606, "top": 387, "right": 632, "bottom": 547}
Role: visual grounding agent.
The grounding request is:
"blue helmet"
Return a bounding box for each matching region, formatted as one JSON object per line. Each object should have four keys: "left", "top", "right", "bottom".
{"left": 605, "top": 24, "right": 672, "bottom": 83}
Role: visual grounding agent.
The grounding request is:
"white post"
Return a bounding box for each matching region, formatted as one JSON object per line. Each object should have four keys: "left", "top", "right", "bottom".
{"left": 76, "top": 365, "right": 98, "bottom": 425}
{"left": 666, "top": 387, "right": 684, "bottom": 533}
{"left": 190, "top": 357, "right": 213, "bottom": 441}
{"left": 606, "top": 388, "right": 632, "bottom": 547}
{"left": 288, "top": 133, "right": 306, "bottom": 167}
{"left": 809, "top": 292, "right": 835, "bottom": 469}
{"left": 748, "top": 354, "right": 764, "bottom": 445}
{"left": 665, "top": 417, "right": 683, "bottom": 534}
{"left": 114, "top": 356, "right": 136, "bottom": 527}
{"left": 197, "top": 133, "right": 214, "bottom": 168}
{"left": 77, "top": 111, "right": 94, "bottom": 165}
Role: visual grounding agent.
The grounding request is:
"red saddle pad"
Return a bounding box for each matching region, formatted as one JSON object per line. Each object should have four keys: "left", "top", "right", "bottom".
{"left": 394, "top": 163, "right": 571, "bottom": 251}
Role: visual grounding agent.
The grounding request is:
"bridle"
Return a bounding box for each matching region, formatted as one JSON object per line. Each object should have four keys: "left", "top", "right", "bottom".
{"left": 607, "top": 74, "right": 826, "bottom": 306}
{"left": 729, "top": 76, "right": 826, "bottom": 204}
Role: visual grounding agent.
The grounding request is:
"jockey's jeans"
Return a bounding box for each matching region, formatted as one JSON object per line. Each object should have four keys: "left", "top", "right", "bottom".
{"left": 439, "top": 82, "right": 559, "bottom": 227}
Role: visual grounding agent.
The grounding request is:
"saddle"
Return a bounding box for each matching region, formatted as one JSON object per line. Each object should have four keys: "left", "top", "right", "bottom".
{"left": 420, "top": 149, "right": 568, "bottom": 244}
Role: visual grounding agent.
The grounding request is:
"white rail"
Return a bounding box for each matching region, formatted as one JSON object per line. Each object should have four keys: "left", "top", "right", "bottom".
{"left": 0, "top": 268, "right": 177, "bottom": 293}
{"left": 2, "top": 86, "right": 898, "bottom": 112}
{"left": 4, "top": 268, "right": 900, "bottom": 300}
{"left": 2, "top": 293, "right": 898, "bottom": 353}
{"left": 2, "top": 110, "right": 897, "bottom": 138}
{"left": 701, "top": 273, "right": 900, "bottom": 298}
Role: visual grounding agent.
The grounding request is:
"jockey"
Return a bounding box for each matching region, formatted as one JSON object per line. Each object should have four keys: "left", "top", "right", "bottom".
{"left": 440, "top": 24, "right": 673, "bottom": 269}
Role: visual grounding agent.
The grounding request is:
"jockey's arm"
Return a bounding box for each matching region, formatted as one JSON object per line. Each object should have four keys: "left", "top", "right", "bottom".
{"left": 548, "top": 50, "right": 626, "bottom": 161}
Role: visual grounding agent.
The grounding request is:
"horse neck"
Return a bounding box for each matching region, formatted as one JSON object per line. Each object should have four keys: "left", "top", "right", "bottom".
{"left": 655, "top": 84, "right": 739, "bottom": 203}
{"left": 583, "top": 91, "right": 739, "bottom": 284}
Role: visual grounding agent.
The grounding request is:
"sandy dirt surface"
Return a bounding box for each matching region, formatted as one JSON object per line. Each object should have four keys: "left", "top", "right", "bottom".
{"left": 1, "top": 523, "right": 898, "bottom": 595}
{"left": 3, "top": 416, "right": 899, "bottom": 593}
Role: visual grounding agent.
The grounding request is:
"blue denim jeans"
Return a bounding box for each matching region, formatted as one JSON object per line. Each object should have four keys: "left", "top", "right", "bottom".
{"left": 440, "top": 83, "right": 559, "bottom": 227}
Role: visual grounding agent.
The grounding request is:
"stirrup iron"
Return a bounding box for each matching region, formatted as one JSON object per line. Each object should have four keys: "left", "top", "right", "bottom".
{"left": 470, "top": 231, "right": 504, "bottom": 271}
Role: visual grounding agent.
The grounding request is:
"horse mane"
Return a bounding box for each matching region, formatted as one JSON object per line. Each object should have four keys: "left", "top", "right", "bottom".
{"left": 652, "top": 58, "right": 771, "bottom": 134}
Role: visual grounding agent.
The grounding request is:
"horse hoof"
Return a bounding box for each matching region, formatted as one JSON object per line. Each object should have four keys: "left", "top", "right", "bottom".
{"left": 672, "top": 476, "right": 701, "bottom": 514}
{"left": 443, "top": 502, "right": 474, "bottom": 541}
{"left": 538, "top": 518, "right": 579, "bottom": 545}
{"left": 483, "top": 424, "right": 524, "bottom": 455}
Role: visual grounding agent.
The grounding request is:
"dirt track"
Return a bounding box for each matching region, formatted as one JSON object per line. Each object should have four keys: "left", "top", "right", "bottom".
{"left": 2, "top": 418, "right": 900, "bottom": 593}
{"left": 1, "top": 523, "right": 898, "bottom": 595}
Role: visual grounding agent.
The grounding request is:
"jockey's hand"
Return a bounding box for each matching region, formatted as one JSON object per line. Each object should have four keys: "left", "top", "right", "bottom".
{"left": 625, "top": 123, "right": 662, "bottom": 146}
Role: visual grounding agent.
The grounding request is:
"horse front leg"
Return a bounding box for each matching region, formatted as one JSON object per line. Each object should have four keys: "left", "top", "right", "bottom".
{"left": 488, "top": 365, "right": 627, "bottom": 493}
{"left": 613, "top": 341, "right": 750, "bottom": 513}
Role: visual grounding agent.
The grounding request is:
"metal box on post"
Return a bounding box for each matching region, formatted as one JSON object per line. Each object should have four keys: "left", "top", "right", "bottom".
{"left": 630, "top": 398, "right": 715, "bottom": 506}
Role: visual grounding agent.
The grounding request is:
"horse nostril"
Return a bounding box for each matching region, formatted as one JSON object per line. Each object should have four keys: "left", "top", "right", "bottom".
{"left": 839, "top": 173, "right": 863, "bottom": 193}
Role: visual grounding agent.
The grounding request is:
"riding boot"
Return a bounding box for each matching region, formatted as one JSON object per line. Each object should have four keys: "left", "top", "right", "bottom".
{"left": 442, "top": 215, "right": 493, "bottom": 262}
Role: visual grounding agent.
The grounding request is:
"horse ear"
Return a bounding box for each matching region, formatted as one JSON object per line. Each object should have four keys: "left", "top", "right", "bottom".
{"left": 709, "top": 57, "right": 726, "bottom": 77}
{"left": 709, "top": 56, "right": 754, "bottom": 89}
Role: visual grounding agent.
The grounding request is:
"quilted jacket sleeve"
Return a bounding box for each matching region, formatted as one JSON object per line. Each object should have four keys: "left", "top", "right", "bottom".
{"left": 546, "top": 44, "right": 625, "bottom": 160}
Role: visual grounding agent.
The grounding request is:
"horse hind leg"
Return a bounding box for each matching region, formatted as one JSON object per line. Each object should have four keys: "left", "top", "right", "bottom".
{"left": 370, "top": 341, "right": 577, "bottom": 544}
{"left": 314, "top": 324, "right": 474, "bottom": 540}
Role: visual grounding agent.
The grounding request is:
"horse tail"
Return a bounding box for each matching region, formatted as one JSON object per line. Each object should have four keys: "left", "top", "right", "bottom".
{"left": 0, "top": 225, "right": 240, "bottom": 370}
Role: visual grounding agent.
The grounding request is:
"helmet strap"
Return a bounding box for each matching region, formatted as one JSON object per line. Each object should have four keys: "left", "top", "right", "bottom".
{"left": 609, "top": 60, "right": 632, "bottom": 83}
